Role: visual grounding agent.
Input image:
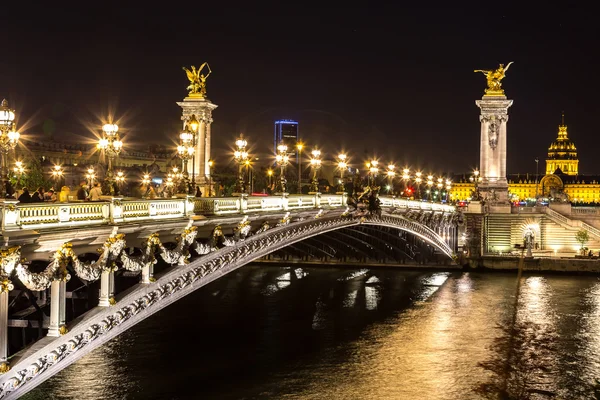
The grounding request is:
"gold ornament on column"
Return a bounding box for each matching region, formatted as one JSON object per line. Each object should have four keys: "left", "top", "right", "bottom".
{"left": 182, "top": 62, "right": 212, "bottom": 98}
{"left": 474, "top": 62, "right": 513, "bottom": 96}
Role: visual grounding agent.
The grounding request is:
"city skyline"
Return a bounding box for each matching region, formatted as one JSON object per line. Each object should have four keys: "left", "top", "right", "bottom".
{"left": 2, "top": 6, "right": 598, "bottom": 174}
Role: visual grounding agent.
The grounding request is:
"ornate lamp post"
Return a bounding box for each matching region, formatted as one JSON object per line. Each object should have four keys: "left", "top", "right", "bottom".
{"left": 85, "top": 167, "right": 95, "bottom": 187}
{"left": 142, "top": 173, "right": 151, "bottom": 186}
{"left": 177, "top": 127, "right": 195, "bottom": 194}
{"left": 402, "top": 168, "right": 410, "bottom": 197}
{"left": 336, "top": 153, "right": 348, "bottom": 193}
{"left": 469, "top": 169, "right": 482, "bottom": 200}
{"left": 0, "top": 99, "right": 20, "bottom": 197}
{"left": 275, "top": 144, "right": 290, "bottom": 194}
{"left": 207, "top": 160, "right": 214, "bottom": 197}
{"left": 367, "top": 160, "right": 379, "bottom": 187}
{"left": 97, "top": 123, "right": 123, "bottom": 196}
{"left": 233, "top": 134, "right": 249, "bottom": 195}
{"left": 387, "top": 164, "right": 396, "bottom": 195}
{"left": 309, "top": 149, "right": 322, "bottom": 194}
{"left": 436, "top": 177, "right": 444, "bottom": 202}
{"left": 415, "top": 171, "right": 422, "bottom": 199}
{"left": 426, "top": 175, "right": 434, "bottom": 201}
{"left": 445, "top": 179, "right": 452, "bottom": 202}
{"left": 296, "top": 142, "right": 304, "bottom": 194}
{"left": 115, "top": 171, "right": 126, "bottom": 194}
{"left": 51, "top": 165, "right": 63, "bottom": 190}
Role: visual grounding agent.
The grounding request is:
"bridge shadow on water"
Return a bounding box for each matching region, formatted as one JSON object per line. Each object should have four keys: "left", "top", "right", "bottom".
{"left": 22, "top": 264, "right": 455, "bottom": 400}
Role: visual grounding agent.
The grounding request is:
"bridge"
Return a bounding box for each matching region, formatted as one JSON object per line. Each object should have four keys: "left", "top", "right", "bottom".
{"left": 0, "top": 193, "right": 458, "bottom": 399}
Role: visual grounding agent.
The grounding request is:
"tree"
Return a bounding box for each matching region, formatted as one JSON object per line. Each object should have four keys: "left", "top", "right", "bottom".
{"left": 9, "top": 157, "right": 53, "bottom": 192}
{"left": 575, "top": 229, "right": 590, "bottom": 255}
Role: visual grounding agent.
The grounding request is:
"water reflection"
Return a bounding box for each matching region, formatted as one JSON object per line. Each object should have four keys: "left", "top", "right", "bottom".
{"left": 24, "top": 268, "right": 600, "bottom": 400}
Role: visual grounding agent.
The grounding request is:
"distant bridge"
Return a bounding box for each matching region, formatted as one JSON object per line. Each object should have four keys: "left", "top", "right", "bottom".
{"left": 0, "top": 194, "right": 458, "bottom": 399}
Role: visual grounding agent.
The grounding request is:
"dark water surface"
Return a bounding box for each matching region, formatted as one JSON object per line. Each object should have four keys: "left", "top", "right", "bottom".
{"left": 23, "top": 265, "right": 600, "bottom": 399}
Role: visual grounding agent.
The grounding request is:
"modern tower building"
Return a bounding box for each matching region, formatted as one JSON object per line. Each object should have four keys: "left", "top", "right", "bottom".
{"left": 274, "top": 119, "right": 299, "bottom": 155}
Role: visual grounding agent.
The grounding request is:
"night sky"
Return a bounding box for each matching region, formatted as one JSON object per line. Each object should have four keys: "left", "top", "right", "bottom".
{"left": 2, "top": 5, "right": 598, "bottom": 175}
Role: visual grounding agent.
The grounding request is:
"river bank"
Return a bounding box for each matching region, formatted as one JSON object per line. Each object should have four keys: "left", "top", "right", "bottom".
{"left": 467, "top": 255, "right": 600, "bottom": 273}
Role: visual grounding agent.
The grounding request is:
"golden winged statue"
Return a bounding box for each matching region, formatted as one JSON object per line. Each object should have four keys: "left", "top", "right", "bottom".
{"left": 474, "top": 62, "right": 513, "bottom": 95}
{"left": 183, "top": 62, "right": 212, "bottom": 98}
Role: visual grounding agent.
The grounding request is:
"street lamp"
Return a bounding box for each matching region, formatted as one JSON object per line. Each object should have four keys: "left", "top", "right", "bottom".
{"left": 275, "top": 144, "right": 290, "bottom": 194}
{"left": 402, "top": 168, "right": 410, "bottom": 197}
{"left": 535, "top": 158, "right": 539, "bottom": 199}
{"left": 309, "top": 149, "right": 322, "bottom": 194}
{"left": 85, "top": 167, "right": 95, "bottom": 187}
{"left": 233, "top": 134, "right": 249, "bottom": 195}
{"left": 177, "top": 127, "right": 195, "bottom": 194}
{"left": 13, "top": 161, "right": 25, "bottom": 189}
{"left": 337, "top": 153, "right": 348, "bottom": 193}
{"left": 115, "top": 171, "right": 126, "bottom": 194}
{"left": 51, "top": 165, "right": 63, "bottom": 189}
{"left": 97, "top": 123, "right": 123, "bottom": 196}
{"left": 387, "top": 164, "right": 396, "bottom": 195}
{"left": 0, "top": 99, "right": 20, "bottom": 197}
{"left": 296, "top": 142, "right": 304, "bottom": 194}
{"left": 415, "top": 171, "right": 422, "bottom": 199}
{"left": 366, "top": 159, "right": 379, "bottom": 187}
{"left": 207, "top": 160, "right": 214, "bottom": 197}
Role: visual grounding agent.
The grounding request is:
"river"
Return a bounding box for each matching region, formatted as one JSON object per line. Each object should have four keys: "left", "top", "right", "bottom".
{"left": 22, "top": 265, "right": 600, "bottom": 399}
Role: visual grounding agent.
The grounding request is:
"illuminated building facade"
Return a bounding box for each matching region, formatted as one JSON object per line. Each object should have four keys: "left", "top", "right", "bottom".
{"left": 451, "top": 115, "right": 600, "bottom": 204}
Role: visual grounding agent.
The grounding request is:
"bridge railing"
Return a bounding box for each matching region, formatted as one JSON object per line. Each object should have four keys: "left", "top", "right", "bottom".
{"left": 1, "top": 194, "right": 455, "bottom": 232}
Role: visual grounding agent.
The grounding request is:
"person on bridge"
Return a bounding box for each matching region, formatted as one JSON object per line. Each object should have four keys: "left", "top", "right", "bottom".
{"left": 18, "top": 187, "right": 32, "bottom": 203}
{"left": 89, "top": 182, "right": 103, "bottom": 201}
{"left": 76, "top": 181, "right": 89, "bottom": 200}
{"left": 31, "top": 187, "right": 45, "bottom": 202}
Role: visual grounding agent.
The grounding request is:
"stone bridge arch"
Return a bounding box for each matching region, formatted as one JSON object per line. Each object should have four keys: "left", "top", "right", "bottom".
{"left": 0, "top": 211, "right": 457, "bottom": 399}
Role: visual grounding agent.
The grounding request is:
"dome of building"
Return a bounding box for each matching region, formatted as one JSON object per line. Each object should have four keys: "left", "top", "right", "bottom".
{"left": 546, "top": 113, "right": 579, "bottom": 176}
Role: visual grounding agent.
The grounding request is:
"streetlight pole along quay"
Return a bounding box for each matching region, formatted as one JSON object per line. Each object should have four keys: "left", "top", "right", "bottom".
{"left": 309, "top": 149, "right": 322, "bottom": 194}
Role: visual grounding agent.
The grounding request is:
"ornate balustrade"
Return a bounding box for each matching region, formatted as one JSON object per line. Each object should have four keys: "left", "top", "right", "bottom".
{"left": 1, "top": 195, "right": 455, "bottom": 233}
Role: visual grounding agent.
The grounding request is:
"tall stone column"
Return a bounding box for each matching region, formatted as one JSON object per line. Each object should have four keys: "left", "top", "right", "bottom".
{"left": 476, "top": 94, "right": 513, "bottom": 204}
{"left": 177, "top": 98, "right": 218, "bottom": 196}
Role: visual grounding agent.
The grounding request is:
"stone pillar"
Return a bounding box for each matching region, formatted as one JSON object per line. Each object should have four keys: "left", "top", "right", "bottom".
{"left": 476, "top": 94, "right": 513, "bottom": 204}
{"left": 99, "top": 270, "right": 111, "bottom": 307}
{"left": 141, "top": 264, "right": 153, "bottom": 284}
{"left": 177, "top": 98, "right": 218, "bottom": 196}
{"left": 47, "top": 280, "right": 61, "bottom": 337}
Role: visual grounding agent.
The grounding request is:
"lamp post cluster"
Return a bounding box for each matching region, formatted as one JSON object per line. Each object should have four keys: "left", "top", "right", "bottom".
{"left": 336, "top": 154, "right": 348, "bottom": 194}
{"left": 0, "top": 99, "right": 20, "bottom": 197}
{"left": 51, "top": 165, "right": 63, "bottom": 189}
{"left": 97, "top": 123, "right": 122, "bottom": 195}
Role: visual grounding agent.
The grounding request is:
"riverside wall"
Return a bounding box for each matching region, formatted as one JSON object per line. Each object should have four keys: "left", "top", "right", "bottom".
{"left": 468, "top": 256, "right": 600, "bottom": 273}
